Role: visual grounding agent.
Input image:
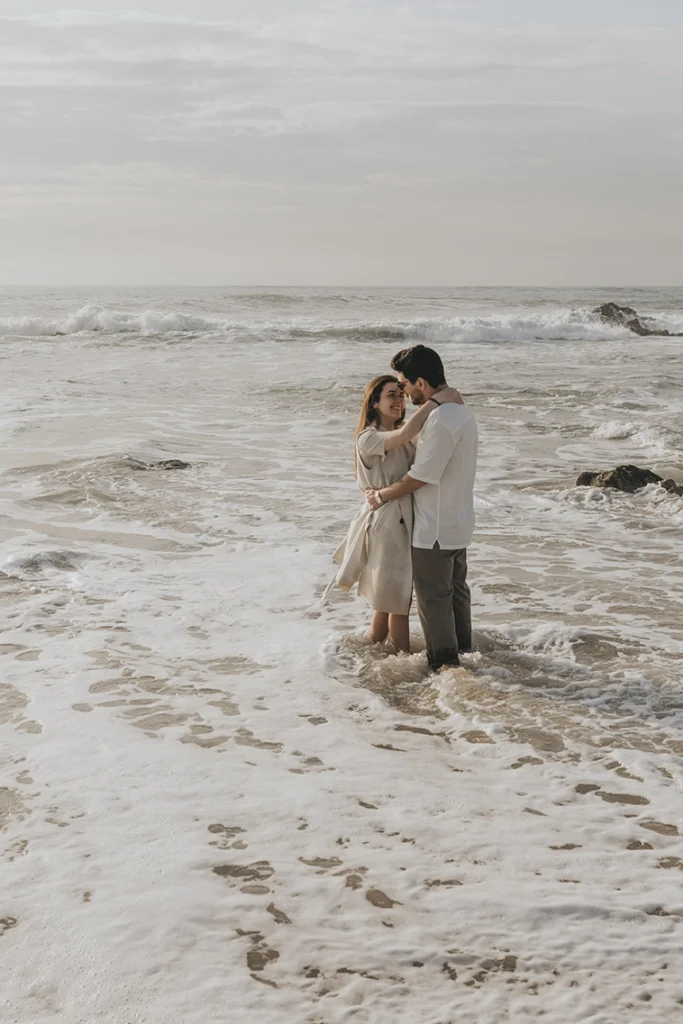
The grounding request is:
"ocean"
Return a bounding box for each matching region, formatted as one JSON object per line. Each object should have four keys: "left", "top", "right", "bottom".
{"left": 2, "top": 286, "right": 682, "bottom": 1022}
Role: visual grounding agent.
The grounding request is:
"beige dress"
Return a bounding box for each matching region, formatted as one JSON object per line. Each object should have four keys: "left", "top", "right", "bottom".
{"left": 324, "top": 428, "right": 415, "bottom": 615}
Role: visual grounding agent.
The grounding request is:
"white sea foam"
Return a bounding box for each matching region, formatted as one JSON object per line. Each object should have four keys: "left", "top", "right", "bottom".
{"left": 1, "top": 286, "right": 682, "bottom": 1023}
{"left": 1, "top": 548, "right": 93, "bottom": 576}
{"left": 1, "top": 302, "right": 681, "bottom": 343}
{"left": 631, "top": 426, "right": 683, "bottom": 460}
{"left": 591, "top": 420, "right": 636, "bottom": 440}
{"left": 0, "top": 304, "right": 222, "bottom": 337}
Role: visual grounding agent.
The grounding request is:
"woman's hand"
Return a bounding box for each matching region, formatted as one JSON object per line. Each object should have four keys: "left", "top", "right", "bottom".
{"left": 366, "top": 488, "right": 384, "bottom": 510}
{"left": 378, "top": 385, "right": 465, "bottom": 454}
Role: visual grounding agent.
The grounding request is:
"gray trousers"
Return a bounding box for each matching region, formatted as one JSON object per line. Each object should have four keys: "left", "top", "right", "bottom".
{"left": 412, "top": 544, "right": 471, "bottom": 671}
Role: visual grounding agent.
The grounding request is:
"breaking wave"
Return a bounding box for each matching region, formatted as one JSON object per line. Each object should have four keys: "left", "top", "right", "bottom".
{"left": 1, "top": 304, "right": 682, "bottom": 343}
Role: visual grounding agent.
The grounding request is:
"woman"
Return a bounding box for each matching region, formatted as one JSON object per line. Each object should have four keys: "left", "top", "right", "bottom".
{"left": 325, "top": 374, "right": 460, "bottom": 652}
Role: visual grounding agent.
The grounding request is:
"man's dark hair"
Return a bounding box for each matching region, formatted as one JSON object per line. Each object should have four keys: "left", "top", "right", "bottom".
{"left": 390, "top": 345, "right": 446, "bottom": 387}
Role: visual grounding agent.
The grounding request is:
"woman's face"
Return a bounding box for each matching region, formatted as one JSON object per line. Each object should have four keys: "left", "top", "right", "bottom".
{"left": 374, "top": 381, "right": 405, "bottom": 423}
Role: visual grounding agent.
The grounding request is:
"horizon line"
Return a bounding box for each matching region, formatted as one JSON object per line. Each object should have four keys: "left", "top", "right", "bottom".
{"left": 1, "top": 283, "right": 679, "bottom": 290}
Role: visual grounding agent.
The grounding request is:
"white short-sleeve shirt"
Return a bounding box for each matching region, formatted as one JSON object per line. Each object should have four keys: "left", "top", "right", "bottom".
{"left": 407, "top": 402, "right": 478, "bottom": 550}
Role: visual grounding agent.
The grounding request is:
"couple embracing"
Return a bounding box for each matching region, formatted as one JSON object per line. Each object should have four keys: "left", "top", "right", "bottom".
{"left": 327, "top": 344, "right": 478, "bottom": 673}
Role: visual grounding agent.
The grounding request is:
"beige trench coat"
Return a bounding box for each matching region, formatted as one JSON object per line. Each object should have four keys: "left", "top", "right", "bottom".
{"left": 323, "top": 428, "right": 415, "bottom": 615}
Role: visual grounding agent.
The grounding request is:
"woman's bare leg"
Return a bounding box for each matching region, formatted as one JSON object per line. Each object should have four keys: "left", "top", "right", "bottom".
{"left": 370, "top": 611, "right": 389, "bottom": 643}
{"left": 388, "top": 614, "right": 410, "bottom": 653}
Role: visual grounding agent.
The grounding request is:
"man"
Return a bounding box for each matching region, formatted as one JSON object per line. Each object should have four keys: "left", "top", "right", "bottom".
{"left": 366, "top": 345, "right": 478, "bottom": 671}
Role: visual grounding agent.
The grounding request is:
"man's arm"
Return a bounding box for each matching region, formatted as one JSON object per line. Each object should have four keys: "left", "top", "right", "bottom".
{"left": 367, "top": 416, "right": 456, "bottom": 510}
{"left": 366, "top": 473, "right": 427, "bottom": 510}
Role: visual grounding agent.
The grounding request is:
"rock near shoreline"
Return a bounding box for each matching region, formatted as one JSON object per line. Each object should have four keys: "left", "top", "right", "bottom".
{"left": 576, "top": 464, "right": 683, "bottom": 496}
{"left": 123, "top": 457, "right": 192, "bottom": 471}
{"left": 592, "top": 302, "right": 683, "bottom": 338}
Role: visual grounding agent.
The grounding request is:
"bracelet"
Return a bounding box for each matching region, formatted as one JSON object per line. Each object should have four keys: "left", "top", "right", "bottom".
{"left": 376, "top": 489, "right": 385, "bottom": 504}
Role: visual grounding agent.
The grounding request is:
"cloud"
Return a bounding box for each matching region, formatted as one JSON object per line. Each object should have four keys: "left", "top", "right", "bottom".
{"left": 0, "top": 2, "right": 682, "bottom": 283}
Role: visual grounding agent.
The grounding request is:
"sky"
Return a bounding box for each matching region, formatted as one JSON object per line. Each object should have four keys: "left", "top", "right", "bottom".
{"left": 1, "top": 0, "right": 682, "bottom": 285}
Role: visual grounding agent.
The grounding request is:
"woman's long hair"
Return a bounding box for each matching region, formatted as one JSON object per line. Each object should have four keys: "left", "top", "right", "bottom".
{"left": 354, "top": 374, "right": 404, "bottom": 476}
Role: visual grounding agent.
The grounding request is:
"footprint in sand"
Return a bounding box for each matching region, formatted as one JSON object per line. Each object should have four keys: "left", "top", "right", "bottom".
{"left": 289, "top": 752, "right": 335, "bottom": 774}
{"left": 299, "top": 856, "right": 344, "bottom": 873}
{"left": 207, "top": 696, "right": 240, "bottom": 717}
{"left": 236, "top": 929, "right": 280, "bottom": 985}
{"left": 461, "top": 730, "right": 494, "bottom": 745}
{"left": 16, "top": 720, "right": 43, "bottom": 734}
{"left": 509, "top": 727, "right": 564, "bottom": 753}
{"left": 207, "top": 824, "right": 248, "bottom": 851}
{"left": 451, "top": 953, "right": 519, "bottom": 988}
{"left": 598, "top": 792, "right": 649, "bottom": 806}
{"left": 213, "top": 861, "right": 274, "bottom": 882}
{"left": 204, "top": 656, "right": 264, "bottom": 676}
{"left": 213, "top": 860, "right": 275, "bottom": 895}
{"left": 600, "top": 759, "right": 644, "bottom": 782}
{"left": 186, "top": 627, "right": 209, "bottom": 640}
{"left": 510, "top": 756, "right": 544, "bottom": 769}
{"left": 658, "top": 857, "right": 683, "bottom": 870}
{"left": 7, "top": 838, "right": 29, "bottom": 862}
{"left": 266, "top": 904, "right": 291, "bottom": 925}
{"left": 0, "top": 684, "right": 29, "bottom": 727}
{"left": 575, "top": 785, "right": 650, "bottom": 807}
{"left": 298, "top": 715, "right": 328, "bottom": 726}
{"left": 180, "top": 726, "right": 229, "bottom": 749}
{"left": 299, "top": 857, "right": 371, "bottom": 894}
{"left": 365, "top": 888, "right": 401, "bottom": 909}
{"left": 235, "top": 729, "right": 283, "bottom": 752}
{"left": 0, "top": 788, "right": 29, "bottom": 831}
{"left": 640, "top": 821, "right": 680, "bottom": 837}
{"left": 86, "top": 675, "right": 239, "bottom": 747}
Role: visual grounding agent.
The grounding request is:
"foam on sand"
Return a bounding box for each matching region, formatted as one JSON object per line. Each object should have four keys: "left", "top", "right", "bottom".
{"left": 1, "top": 285, "right": 682, "bottom": 1022}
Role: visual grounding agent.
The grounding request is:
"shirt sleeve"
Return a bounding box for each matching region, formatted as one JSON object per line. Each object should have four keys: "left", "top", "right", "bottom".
{"left": 356, "top": 428, "right": 387, "bottom": 461}
{"left": 407, "top": 418, "right": 454, "bottom": 485}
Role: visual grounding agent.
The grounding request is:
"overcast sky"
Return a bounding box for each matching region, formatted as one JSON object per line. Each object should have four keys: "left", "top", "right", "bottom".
{"left": 1, "top": 1, "right": 682, "bottom": 285}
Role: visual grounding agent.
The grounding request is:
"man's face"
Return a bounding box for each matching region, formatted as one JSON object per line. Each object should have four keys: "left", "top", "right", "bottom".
{"left": 397, "top": 373, "right": 428, "bottom": 405}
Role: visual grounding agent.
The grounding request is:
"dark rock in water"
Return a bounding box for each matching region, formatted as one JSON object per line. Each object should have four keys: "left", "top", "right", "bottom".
{"left": 595, "top": 302, "right": 639, "bottom": 322}
{"left": 576, "top": 465, "right": 663, "bottom": 493}
{"left": 575, "top": 471, "right": 600, "bottom": 487}
{"left": 661, "top": 478, "right": 683, "bottom": 497}
{"left": 593, "top": 302, "right": 683, "bottom": 337}
{"left": 156, "top": 459, "right": 192, "bottom": 470}
{"left": 125, "top": 457, "right": 191, "bottom": 471}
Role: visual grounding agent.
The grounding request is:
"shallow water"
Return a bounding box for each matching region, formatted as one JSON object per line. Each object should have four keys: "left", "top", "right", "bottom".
{"left": 1, "top": 287, "right": 682, "bottom": 1022}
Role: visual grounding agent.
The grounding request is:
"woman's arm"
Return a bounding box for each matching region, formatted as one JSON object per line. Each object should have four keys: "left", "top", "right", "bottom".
{"left": 383, "top": 386, "right": 463, "bottom": 451}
